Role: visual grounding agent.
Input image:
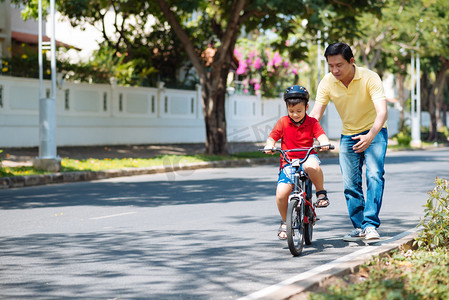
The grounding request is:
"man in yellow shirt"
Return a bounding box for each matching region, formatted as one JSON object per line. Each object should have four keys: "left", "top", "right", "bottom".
{"left": 310, "top": 42, "right": 388, "bottom": 241}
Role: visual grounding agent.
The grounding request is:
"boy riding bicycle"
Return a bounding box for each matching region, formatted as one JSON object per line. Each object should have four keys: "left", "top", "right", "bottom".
{"left": 264, "top": 85, "right": 330, "bottom": 240}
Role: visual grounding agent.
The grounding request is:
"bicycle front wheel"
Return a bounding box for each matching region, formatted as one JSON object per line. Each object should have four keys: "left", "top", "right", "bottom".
{"left": 286, "top": 197, "right": 305, "bottom": 256}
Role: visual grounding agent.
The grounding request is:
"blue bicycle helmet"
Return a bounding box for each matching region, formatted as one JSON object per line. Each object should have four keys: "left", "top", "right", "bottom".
{"left": 283, "top": 85, "right": 309, "bottom": 101}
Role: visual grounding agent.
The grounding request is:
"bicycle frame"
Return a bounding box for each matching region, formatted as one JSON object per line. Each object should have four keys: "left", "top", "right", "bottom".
{"left": 267, "top": 144, "right": 334, "bottom": 223}
{"left": 289, "top": 157, "right": 315, "bottom": 225}
{"left": 261, "top": 144, "right": 334, "bottom": 256}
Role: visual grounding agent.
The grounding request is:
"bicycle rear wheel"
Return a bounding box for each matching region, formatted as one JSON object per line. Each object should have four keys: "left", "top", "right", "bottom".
{"left": 286, "top": 197, "right": 305, "bottom": 256}
{"left": 304, "top": 179, "right": 314, "bottom": 245}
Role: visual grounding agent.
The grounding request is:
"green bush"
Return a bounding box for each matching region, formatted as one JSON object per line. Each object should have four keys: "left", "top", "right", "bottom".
{"left": 309, "top": 178, "right": 449, "bottom": 300}
{"left": 0, "top": 149, "right": 13, "bottom": 177}
{"left": 415, "top": 177, "right": 449, "bottom": 250}
{"left": 393, "top": 128, "right": 412, "bottom": 146}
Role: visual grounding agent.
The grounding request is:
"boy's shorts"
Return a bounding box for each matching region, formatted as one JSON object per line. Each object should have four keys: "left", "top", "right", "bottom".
{"left": 277, "top": 154, "right": 320, "bottom": 185}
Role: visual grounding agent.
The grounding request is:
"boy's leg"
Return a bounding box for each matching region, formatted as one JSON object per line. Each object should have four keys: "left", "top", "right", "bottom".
{"left": 276, "top": 183, "right": 293, "bottom": 222}
{"left": 303, "top": 156, "right": 324, "bottom": 191}
{"left": 363, "top": 128, "right": 388, "bottom": 229}
{"left": 339, "top": 134, "right": 365, "bottom": 229}
{"left": 303, "top": 156, "right": 328, "bottom": 207}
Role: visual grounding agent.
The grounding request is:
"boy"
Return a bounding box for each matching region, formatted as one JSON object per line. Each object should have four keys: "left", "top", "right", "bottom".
{"left": 264, "top": 85, "right": 330, "bottom": 240}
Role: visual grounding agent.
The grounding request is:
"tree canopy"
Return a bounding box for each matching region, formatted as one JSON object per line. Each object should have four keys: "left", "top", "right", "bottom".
{"left": 12, "top": 0, "right": 449, "bottom": 148}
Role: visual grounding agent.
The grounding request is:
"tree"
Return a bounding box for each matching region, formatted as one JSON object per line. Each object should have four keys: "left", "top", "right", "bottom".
{"left": 11, "top": 0, "right": 385, "bottom": 154}
{"left": 351, "top": 0, "right": 449, "bottom": 141}
{"left": 353, "top": 1, "right": 413, "bottom": 131}
{"left": 396, "top": 0, "right": 449, "bottom": 141}
{"left": 152, "top": 0, "right": 385, "bottom": 154}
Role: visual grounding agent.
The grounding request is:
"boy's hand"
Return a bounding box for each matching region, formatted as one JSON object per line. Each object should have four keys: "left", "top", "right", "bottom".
{"left": 319, "top": 144, "right": 330, "bottom": 151}
{"left": 264, "top": 145, "right": 275, "bottom": 154}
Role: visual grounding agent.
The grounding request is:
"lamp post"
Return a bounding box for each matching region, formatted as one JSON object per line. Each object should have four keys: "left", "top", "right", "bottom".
{"left": 410, "top": 42, "right": 421, "bottom": 148}
{"left": 316, "top": 30, "right": 328, "bottom": 132}
{"left": 33, "top": 0, "right": 61, "bottom": 171}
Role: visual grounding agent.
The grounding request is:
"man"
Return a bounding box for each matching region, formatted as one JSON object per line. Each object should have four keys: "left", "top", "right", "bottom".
{"left": 309, "top": 42, "right": 388, "bottom": 241}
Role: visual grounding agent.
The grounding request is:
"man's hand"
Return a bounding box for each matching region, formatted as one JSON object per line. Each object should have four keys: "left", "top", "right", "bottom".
{"left": 352, "top": 134, "right": 374, "bottom": 153}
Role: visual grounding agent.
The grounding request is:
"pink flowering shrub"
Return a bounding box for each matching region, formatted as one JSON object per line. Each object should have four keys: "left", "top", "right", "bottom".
{"left": 233, "top": 41, "right": 304, "bottom": 98}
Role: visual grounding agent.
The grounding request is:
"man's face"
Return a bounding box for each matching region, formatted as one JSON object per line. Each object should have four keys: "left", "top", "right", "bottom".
{"left": 327, "top": 54, "right": 354, "bottom": 83}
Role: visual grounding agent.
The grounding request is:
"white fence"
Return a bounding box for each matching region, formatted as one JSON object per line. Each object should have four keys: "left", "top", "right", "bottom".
{"left": 0, "top": 75, "right": 405, "bottom": 148}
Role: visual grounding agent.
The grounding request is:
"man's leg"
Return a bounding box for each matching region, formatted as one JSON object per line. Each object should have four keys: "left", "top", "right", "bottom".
{"left": 363, "top": 128, "right": 388, "bottom": 229}
{"left": 339, "top": 134, "right": 365, "bottom": 229}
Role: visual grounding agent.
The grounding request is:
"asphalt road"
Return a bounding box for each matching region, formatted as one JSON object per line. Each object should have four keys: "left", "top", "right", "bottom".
{"left": 0, "top": 148, "right": 448, "bottom": 299}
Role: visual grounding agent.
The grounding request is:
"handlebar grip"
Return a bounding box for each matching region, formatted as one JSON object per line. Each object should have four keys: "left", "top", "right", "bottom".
{"left": 315, "top": 144, "right": 335, "bottom": 150}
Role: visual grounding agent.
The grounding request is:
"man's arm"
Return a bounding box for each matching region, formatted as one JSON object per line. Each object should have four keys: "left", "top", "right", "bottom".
{"left": 352, "top": 100, "right": 388, "bottom": 153}
{"left": 309, "top": 102, "right": 327, "bottom": 122}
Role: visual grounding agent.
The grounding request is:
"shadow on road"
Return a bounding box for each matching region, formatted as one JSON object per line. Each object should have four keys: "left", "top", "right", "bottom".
{"left": 0, "top": 176, "right": 277, "bottom": 210}
{"left": 0, "top": 212, "right": 420, "bottom": 300}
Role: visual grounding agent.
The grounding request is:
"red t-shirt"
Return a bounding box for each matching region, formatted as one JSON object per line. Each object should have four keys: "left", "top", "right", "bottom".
{"left": 269, "top": 115, "right": 326, "bottom": 168}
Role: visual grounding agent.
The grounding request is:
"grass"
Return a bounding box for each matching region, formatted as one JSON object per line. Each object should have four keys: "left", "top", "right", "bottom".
{"left": 307, "top": 178, "right": 449, "bottom": 300}
{"left": 309, "top": 246, "right": 449, "bottom": 300}
{"left": 0, "top": 151, "right": 268, "bottom": 177}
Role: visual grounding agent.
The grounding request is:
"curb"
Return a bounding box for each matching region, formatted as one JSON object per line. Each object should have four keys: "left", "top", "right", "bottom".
{"left": 240, "top": 229, "right": 419, "bottom": 300}
{"left": 0, "top": 157, "right": 278, "bottom": 189}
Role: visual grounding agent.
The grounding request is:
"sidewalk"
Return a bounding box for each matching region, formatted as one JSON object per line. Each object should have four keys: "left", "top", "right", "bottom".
{"left": 240, "top": 229, "right": 420, "bottom": 300}
{"left": 1, "top": 141, "right": 341, "bottom": 166}
{"left": 1, "top": 142, "right": 265, "bottom": 165}
{"left": 3, "top": 140, "right": 445, "bottom": 190}
{"left": 1, "top": 142, "right": 283, "bottom": 189}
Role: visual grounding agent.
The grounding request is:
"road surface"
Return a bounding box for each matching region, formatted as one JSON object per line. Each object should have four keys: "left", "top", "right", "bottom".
{"left": 1, "top": 148, "right": 448, "bottom": 299}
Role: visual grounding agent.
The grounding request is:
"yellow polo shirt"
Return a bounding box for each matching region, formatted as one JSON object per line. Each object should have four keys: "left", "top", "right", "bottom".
{"left": 316, "top": 65, "right": 387, "bottom": 135}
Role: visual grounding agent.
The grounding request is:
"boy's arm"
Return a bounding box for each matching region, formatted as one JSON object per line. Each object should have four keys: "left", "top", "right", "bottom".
{"left": 264, "top": 137, "right": 276, "bottom": 154}
{"left": 317, "top": 134, "right": 330, "bottom": 151}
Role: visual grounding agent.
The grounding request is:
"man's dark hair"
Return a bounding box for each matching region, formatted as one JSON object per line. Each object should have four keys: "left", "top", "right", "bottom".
{"left": 285, "top": 97, "right": 308, "bottom": 107}
{"left": 324, "top": 42, "right": 354, "bottom": 63}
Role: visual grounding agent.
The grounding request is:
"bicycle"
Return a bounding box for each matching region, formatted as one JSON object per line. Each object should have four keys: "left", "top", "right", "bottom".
{"left": 261, "top": 144, "right": 334, "bottom": 256}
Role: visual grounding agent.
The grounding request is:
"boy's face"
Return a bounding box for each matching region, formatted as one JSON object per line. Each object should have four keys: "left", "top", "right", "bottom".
{"left": 287, "top": 102, "right": 308, "bottom": 123}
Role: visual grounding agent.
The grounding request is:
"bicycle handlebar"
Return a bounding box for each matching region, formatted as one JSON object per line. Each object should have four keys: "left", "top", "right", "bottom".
{"left": 259, "top": 144, "right": 335, "bottom": 165}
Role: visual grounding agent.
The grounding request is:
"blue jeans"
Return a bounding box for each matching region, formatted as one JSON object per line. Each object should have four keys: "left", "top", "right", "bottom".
{"left": 339, "top": 128, "right": 388, "bottom": 230}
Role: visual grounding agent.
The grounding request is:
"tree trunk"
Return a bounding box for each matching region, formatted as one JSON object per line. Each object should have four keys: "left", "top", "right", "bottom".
{"left": 154, "top": 0, "right": 245, "bottom": 155}
{"left": 442, "top": 102, "right": 448, "bottom": 129}
{"left": 428, "top": 94, "right": 438, "bottom": 141}
{"left": 202, "top": 58, "right": 231, "bottom": 155}
{"left": 427, "top": 64, "right": 449, "bottom": 141}
{"left": 396, "top": 73, "right": 406, "bottom": 131}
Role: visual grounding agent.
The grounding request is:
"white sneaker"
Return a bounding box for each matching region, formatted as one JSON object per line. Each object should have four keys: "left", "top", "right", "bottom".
{"left": 364, "top": 227, "right": 380, "bottom": 240}
{"left": 343, "top": 228, "right": 365, "bottom": 242}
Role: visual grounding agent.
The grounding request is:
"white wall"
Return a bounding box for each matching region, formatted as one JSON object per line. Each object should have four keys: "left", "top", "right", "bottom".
{"left": 0, "top": 76, "right": 286, "bottom": 147}
{"left": 0, "top": 76, "right": 404, "bottom": 148}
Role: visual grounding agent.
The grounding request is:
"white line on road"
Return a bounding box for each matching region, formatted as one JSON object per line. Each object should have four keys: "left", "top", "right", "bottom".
{"left": 89, "top": 212, "right": 137, "bottom": 220}
{"left": 238, "top": 228, "right": 419, "bottom": 300}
